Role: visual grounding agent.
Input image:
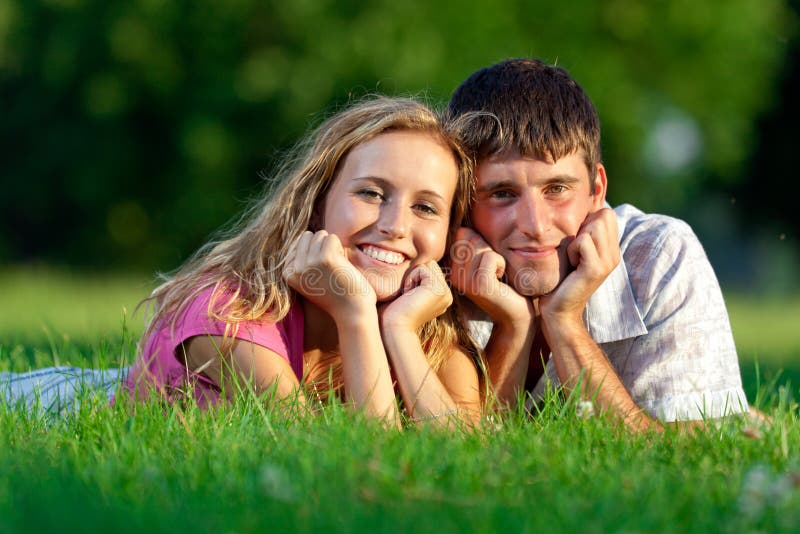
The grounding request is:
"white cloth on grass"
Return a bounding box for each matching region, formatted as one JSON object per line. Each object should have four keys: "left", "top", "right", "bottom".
{"left": 0, "top": 366, "right": 128, "bottom": 415}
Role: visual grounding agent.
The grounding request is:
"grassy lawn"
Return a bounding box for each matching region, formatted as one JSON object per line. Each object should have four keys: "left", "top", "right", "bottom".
{"left": 0, "top": 265, "right": 153, "bottom": 344}
{"left": 2, "top": 388, "right": 799, "bottom": 532}
{"left": 726, "top": 294, "right": 800, "bottom": 402}
{"left": 1, "top": 267, "right": 799, "bottom": 532}
{"left": 727, "top": 294, "right": 800, "bottom": 364}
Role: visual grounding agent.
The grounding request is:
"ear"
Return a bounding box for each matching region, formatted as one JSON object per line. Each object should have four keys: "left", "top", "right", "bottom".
{"left": 591, "top": 163, "right": 608, "bottom": 210}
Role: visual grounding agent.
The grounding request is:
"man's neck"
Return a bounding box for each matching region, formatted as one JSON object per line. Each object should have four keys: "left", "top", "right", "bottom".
{"left": 526, "top": 319, "right": 548, "bottom": 391}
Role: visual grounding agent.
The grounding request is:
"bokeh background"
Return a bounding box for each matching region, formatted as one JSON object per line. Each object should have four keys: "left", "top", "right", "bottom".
{"left": 1, "top": 0, "right": 799, "bottom": 394}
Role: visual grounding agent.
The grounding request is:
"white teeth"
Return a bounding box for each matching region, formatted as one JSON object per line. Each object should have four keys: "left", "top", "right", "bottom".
{"left": 361, "top": 245, "right": 405, "bottom": 265}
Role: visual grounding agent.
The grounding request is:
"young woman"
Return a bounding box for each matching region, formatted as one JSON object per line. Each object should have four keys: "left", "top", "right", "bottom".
{"left": 2, "top": 97, "right": 481, "bottom": 426}
{"left": 116, "top": 96, "right": 482, "bottom": 427}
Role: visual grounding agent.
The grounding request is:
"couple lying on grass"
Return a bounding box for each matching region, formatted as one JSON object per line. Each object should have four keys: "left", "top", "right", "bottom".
{"left": 1, "top": 59, "right": 751, "bottom": 431}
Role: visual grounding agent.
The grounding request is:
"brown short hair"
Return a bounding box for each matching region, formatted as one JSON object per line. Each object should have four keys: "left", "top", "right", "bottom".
{"left": 448, "top": 58, "right": 602, "bottom": 179}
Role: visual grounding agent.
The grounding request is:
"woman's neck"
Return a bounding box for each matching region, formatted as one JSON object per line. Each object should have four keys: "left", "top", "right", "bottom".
{"left": 300, "top": 298, "right": 345, "bottom": 396}
{"left": 301, "top": 298, "right": 339, "bottom": 352}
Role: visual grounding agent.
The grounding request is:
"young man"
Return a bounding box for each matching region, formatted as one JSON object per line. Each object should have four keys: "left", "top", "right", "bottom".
{"left": 448, "top": 58, "right": 749, "bottom": 430}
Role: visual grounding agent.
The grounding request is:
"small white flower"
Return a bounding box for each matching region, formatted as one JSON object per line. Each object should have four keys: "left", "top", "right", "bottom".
{"left": 485, "top": 414, "right": 503, "bottom": 432}
{"left": 260, "top": 464, "right": 298, "bottom": 503}
{"left": 738, "top": 464, "right": 771, "bottom": 519}
{"left": 737, "top": 464, "right": 797, "bottom": 521}
{"left": 576, "top": 400, "right": 595, "bottom": 419}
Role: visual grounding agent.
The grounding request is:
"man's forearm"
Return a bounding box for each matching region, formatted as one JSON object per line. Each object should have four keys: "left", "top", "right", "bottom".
{"left": 543, "top": 314, "right": 660, "bottom": 432}
{"left": 485, "top": 318, "right": 536, "bottom": 407}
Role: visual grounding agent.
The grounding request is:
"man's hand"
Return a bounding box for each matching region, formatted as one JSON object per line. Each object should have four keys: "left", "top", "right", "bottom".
{"left": 535, "top": 208, "right": 655, "bottom": 430}
{"left": 450, "top": 228, "right": 537, "bottom": 406}
{"left": 449, "top": 227, "right": 534, "bottom": 326}
{"left": 539, "top": 208, "right": 620, "bottom": 322}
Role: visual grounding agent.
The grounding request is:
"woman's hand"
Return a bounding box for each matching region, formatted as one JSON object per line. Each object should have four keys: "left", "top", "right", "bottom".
{"left": 284, "top": 231, "right": 398, "bottom": 426}
{"left": 283, "top": 230, "right": 376, "bottom": 320}
{"left": 377, "top": 260, "right": 481, "bottom": 427}
{"left": 379, "top": 260, "right": 452, "bottom": 332}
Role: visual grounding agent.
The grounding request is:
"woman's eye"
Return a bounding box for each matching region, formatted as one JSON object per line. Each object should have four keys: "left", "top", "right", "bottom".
{"left": 357, "top": 189, "right": 383, "bottom": 200}
{"left": 414, "top": 203, "right": 438, "bottom": 216}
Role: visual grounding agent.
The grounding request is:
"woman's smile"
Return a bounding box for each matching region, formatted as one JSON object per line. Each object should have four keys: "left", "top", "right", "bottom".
{"left": 320, "top": 130, "right": 457, "bottom": 301}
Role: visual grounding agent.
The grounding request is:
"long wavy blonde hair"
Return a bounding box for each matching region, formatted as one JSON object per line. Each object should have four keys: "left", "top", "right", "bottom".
{"left": 140, "top": 96, "right": 477, "bottom": 379}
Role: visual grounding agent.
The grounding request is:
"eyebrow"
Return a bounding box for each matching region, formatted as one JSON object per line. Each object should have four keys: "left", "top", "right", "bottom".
{"left": 477, "top": 175, "right": 582, "bottom": 193}
{"left": 353, "top": 176, "right": 447, "bottom": 203}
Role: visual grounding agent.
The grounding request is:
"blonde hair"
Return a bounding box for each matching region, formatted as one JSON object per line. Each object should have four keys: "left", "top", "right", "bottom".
{"left": 141, "top": 95, "right": 477, "bottom": 382}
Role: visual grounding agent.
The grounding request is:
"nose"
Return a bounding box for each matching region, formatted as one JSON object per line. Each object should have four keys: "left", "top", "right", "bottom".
{"left": 516, "top": 192, "right": 550, "bottom": 239}
{"left": 377, "top": 201, "right": 410, "bottom": 238}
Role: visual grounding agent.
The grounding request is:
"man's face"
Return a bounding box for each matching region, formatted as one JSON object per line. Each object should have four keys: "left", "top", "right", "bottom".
{"left": 471, "top": 151, "right": 607, "bottom": 297}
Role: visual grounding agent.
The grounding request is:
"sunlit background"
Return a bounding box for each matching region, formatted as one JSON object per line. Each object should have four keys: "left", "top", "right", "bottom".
{"left": 1, "top": 0, "right": 798, "bottom": 384}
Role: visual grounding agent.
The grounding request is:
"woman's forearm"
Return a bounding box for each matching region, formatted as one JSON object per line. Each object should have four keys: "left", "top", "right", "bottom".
{"left": 335, "top": 310, "right": 400, "bottom": 428}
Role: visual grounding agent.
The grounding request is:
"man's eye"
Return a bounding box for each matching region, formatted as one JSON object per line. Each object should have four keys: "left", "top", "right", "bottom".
{"left": 547, "top": 185, "right": 567, "bottom": 194}
{"left": 490, "top": 190, "right": 515, "bottom": 199}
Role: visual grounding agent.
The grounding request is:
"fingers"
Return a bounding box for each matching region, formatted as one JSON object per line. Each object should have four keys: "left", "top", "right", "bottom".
{"left": 451, "top": 227, "right": 491, "bottom": 264}
{"left": 402, "top": 263, "right": 426, "bottom": 294}
{"left": 478, "top": 248, "right": 506, "bottom": 280}
{"left": 317, "top": 231, "right": 345, "bottom": 265}
{"left": 282, "top": 230, "right": 348, "bottom": 289}
{"left": 567, "top": 233, "right": 601, "bottom": 275}
{"left": 454, "top": 227, "right": 489, "bottom": 245}
{"left": 409, "top": 261, "right": 452, "bottom": 306}
{"left": 282, "top": 232, "right": 306, "bottom": 285}
{"left": 542, "top": 210, "right": 620, "bottom": 317}
{"left": 298, "top": 230, "right": 318, "bottom": 261}
{"left": 449, "top": 230, "right": 505, "bottom": 297}
{"left": 568, "top": 208, "right": 620, "bottom": 276}
{"left": 403, "top": 260, "right": 447, "bottom": 295}
{"left": 285, "top": 231, "right": 347, "bottom": 266}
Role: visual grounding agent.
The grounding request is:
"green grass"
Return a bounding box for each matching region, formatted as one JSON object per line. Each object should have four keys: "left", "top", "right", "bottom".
{"left": 0, "top": 265, "right": 153, "bottom": 345}
{"left": 727, "top": 294, "right": 800, "bottom": 364}
{"left": 1, "top": 267, "right": 800, "bottom": 532}
{"left": 1, "top": 386, "right": 799, "bottom": 532}
{"left": 0, "top": 266, "right": 152, "bottom": 372}
{"left": 726, "top": 294, "right": 800, "bottom": 403}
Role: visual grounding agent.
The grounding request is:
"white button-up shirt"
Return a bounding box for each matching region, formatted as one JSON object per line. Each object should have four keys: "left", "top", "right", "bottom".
{"left": 471, "top": 203, "right": 749, "bottom": 422}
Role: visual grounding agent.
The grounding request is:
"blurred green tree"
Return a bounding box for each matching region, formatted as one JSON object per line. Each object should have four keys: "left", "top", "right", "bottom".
{"left": 0, "top": 0, "right": 794, "bottom": 271}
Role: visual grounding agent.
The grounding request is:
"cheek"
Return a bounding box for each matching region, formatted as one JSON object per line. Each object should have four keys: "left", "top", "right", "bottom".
{"left": 322, "top": 198, "right": 374, "bottom": 238}
{"left": 555, "top": 200, "right": 592, "bottom": 234}
{"left": 472, "top": 207, "right": 506, "bottom": 246}
{"left": 417, "top": 223, "right": 449, "bottom": 260}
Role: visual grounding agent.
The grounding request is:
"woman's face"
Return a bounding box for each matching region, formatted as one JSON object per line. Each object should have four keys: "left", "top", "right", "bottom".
{"left": 321, "top": 130, "right": 458, "bottom": 301}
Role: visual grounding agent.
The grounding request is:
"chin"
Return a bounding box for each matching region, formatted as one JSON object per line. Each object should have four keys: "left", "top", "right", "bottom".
{"left": 373, "top": 287, "right": 403, "bottom": 303}
{"left": 510, "top": 268, "right": 561, "bottom": 298}
{"left": 364, "top": 273, "right": 404, "bottom": 302}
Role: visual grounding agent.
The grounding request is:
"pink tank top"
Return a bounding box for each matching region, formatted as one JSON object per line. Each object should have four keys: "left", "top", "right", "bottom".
{"left": 121, "top": 288, "right": 304, "bottom": 408}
